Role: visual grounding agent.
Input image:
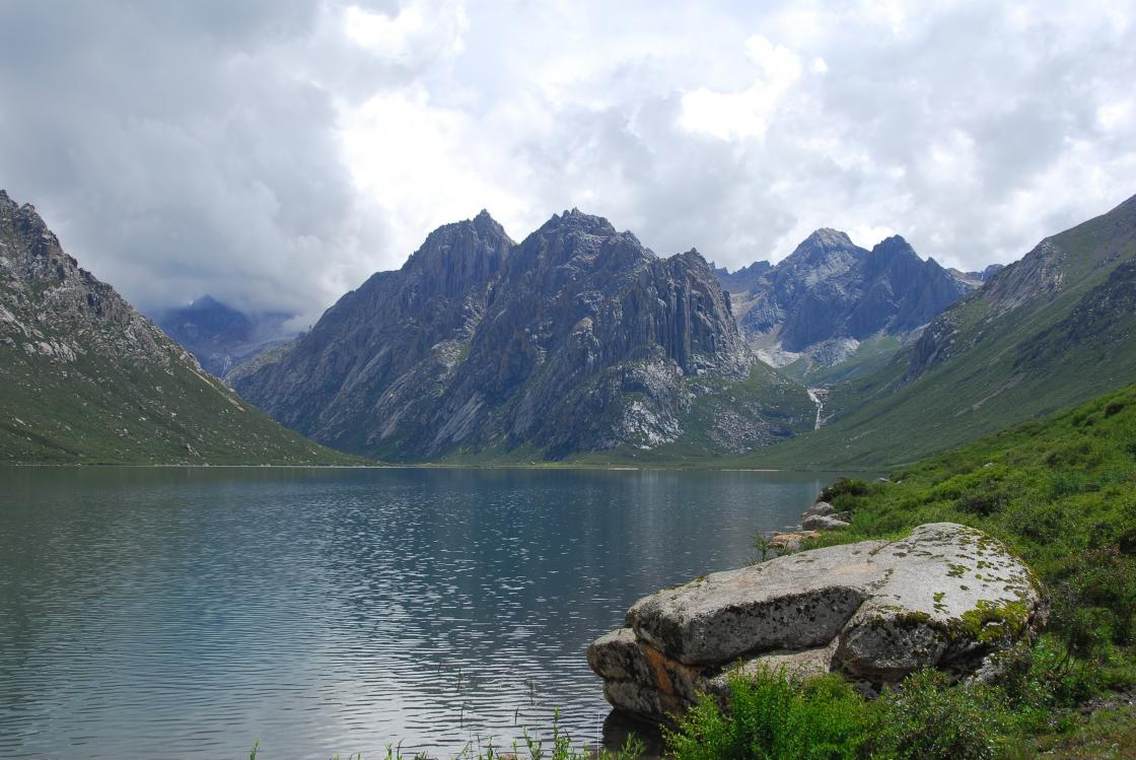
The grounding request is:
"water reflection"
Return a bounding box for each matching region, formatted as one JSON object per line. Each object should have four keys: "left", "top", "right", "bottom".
{"left": 0, "top": 467, "right": 829, "bottom": 758}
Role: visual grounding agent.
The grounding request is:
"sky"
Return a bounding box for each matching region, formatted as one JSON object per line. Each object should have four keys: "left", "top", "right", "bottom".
{"left": 1, "top": 0, "right": 1134, "bottom": 324}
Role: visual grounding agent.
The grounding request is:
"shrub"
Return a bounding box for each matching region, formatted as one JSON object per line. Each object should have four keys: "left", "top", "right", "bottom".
{"left": 666, "top": 671, "right": 872, "bottom": 760}
{"left": 870, "top": 670, "right": 1013, "bottom": 760}
{"left": 995, "top": 636, "right": 1102, "bottom": 710}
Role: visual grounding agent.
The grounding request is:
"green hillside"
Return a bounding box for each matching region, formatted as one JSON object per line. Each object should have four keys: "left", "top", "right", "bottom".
{"left": 750, "top": 193, "right": 1136, "bottom": 468}
{"left": 0, "top": 341, "right": 359, "bottom": 465}
{"left": 0, "top": 190, "right": 359, "bottom": 466}
{"left": 663, "top": 384, "right": 1136, "bottom": 759}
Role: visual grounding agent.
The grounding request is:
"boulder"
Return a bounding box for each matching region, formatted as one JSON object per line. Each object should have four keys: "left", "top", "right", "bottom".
{"left": 587, "top": 523, "right": 1043, "bottom": 721}
{"left": 802, "top": 513, "right": 851, "bottom": 531}
{"left": 767, "top": 530, "right": 820, "bottom": 553}
{"left": 803, "top": 500, "right": 836, "bottom": 517}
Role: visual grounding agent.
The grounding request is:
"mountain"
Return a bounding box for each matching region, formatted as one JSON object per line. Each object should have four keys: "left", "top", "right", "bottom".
{"left": 235, "top": 210, "right": 814, "bottom": 461}
{"left": 151, "top": 295, "right": 296, "bottom": 379}
{"left": 752, "top": 192, "right": 1136, "bottom": 467}
{"left": 0, "top": 190, "right": 354, "bottom": 465}
{"left": 720, "top": 229, "right": 975, "bottom": 373}
{"left": 713, "top": 260, "right": 771, "bottom": 292}
{"left": 948, "top": 263, "right": 1005, "bottom": 288}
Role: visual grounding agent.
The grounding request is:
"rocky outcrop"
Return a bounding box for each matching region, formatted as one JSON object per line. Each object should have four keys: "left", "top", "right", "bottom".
{"left": 713, "top": 260, "right": 771, "bottom": 292}
{"left": 236, "top": 209, "right": 812, "bottom": 460}
{"left": 588, "top": 523, "right": 1043, "bottom": 721}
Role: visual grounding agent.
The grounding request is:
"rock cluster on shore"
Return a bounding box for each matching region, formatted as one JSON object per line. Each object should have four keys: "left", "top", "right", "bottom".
{"left": 588, "top": 522, "right": 1043, "bottom": 721}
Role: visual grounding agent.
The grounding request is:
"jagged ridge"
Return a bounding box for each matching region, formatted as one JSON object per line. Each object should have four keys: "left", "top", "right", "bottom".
{"left": 236, "top": 209, "right": 813, "bottom": 460}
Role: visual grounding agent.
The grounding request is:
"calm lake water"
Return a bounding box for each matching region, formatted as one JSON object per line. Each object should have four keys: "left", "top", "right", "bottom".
{"left": 0, "top": 467, "right": 832, "bottom": 759}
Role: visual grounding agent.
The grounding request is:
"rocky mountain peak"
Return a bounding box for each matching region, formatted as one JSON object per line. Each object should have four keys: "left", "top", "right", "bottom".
{"left": 871, "top": 235, "right": 918, "bottom": 260}
{"left": 804, "top": 227, "right": 856, "bottom": 248}
{"left": 787, "top": 228, "right": 862, "bottom": 262}
{"left": 398, "top": 212, "right": 513, "bottom": 300}
{"left": 540, "top": 208, "right": 619, "bottom": 238}
{"left": 728, "top": 226, "right": 976, "bottom": 358}
{"left": 471, "top": 208, "right": 507, "bottom": 238}
{"left": 235, "top": 211, "right": 764, "bottom": 460}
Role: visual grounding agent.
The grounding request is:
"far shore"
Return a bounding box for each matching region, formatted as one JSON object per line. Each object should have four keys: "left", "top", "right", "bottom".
{"left": 0, "top": 461, "right": 877, "bottom": 474}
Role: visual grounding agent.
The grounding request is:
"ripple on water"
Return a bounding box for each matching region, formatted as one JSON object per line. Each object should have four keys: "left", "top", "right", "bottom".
{"left": 0, "top": 467, "right": 826, "bottom": 758}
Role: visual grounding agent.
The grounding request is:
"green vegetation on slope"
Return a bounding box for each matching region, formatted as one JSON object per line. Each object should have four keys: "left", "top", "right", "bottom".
{"left": 750, "top": 193, "right": 1136, "bottom": 469}
{"left": 0, "top": 344, "right": 360, "bottom": 465}
{"left": 664, "top": 382, "right": 1136, "bottom": 759}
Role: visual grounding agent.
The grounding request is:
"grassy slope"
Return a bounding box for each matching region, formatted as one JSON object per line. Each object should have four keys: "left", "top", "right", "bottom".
{"left": 745, "top": 194, "right": 1136, "bottom": 469}
{"left": 0, "top": 343, "right": 360, "bottom": 465}
{"left": 804, "top": 382, "right": 1136, "bottom": 662}
{"left": 664, "top": 384, "right": 1136, "bottom": 759}
{"left": 779, "top": 333, "right": 906, "bottom": 386}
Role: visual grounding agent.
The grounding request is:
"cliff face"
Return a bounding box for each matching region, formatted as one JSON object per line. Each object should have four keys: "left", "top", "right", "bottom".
{"left": 421, "top": 210, "right": 751, "bottom": 458}
{"left": 233, "top": 210, "right": 513, "bottom": 453}
{"left": 0, "top": 190, "right": 349, "bottom": 464}
{"left": 0, "top": 191, "right": 169, "bottom": 363}
{"left": 722, "top": 229, "right": 974, "bottom": 365}
{"left": 235, "top": 209, "right": 794, "bottom": 460}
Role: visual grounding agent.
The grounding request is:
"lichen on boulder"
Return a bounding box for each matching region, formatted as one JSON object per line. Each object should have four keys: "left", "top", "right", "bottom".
{"left": 587, "top": 522, "right": 1044, "bottom": 721}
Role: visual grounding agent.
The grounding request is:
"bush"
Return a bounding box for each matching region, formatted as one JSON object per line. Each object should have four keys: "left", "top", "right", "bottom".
{"left": 666, "top": 671, "right": 872, "bottom": 760}
{"left": 995, "top": 636, "right": 1102, "bottom": 710}
{"left": 819, "top": 478, "right": 872, "bottom": 502}
{"left": 870, "top": 670, "right": 1013, "bottom": 760}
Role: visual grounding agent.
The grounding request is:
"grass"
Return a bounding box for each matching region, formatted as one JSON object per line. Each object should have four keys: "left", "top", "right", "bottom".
{"left": 247, "top": 712, "right": 646, "bottom": 760}
{"left": 0, "top": 339, "right": 361, "bottom": 465}
{"left": 799, "top": 383, "right": 1136, "bottom": 658}
{"left": 665, "top": 382, "right": 1136, "bottom": 758}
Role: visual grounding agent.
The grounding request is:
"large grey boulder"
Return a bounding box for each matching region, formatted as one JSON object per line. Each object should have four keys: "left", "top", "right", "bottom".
{"left": 587, "top": 523, "right": 1043, "bottom": 721}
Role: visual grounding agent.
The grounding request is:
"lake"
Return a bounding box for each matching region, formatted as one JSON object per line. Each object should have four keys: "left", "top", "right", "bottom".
{"left": 0, "top": 467, "right": 833, "bottom": 759}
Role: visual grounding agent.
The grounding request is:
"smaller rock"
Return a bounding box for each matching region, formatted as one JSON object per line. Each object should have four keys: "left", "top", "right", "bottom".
{"left": 768, "top": 530, "right": 820, "bottom": 552}
{"left": 803, "top": 500, "right": 836, "bottom": 517}
{"left": 705, "top": 640, "right": 839, "bottom": 697}
{"left": 802, "top": 514, "right": 851, "bottom": 531}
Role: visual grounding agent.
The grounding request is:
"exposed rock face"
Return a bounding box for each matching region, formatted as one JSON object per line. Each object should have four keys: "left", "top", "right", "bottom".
{"left": 0, "top": 189, "right": 343, "bottom": 464}
{"left": 234, "top": 210, "right": 512, "bottom": 454}
{"left": 588, "top": 523, "right": 1043, "bottom": 721}
{"left": 713, "top": 260, "right": 771, "bottom": 292}
{"left": 0, "top": 191, "right": 169, "bottom": 363}
{"left": 720, "top": 230, "right": 975, "bottom": 367}
{"left": 236, "top": 209, "right": 804, "bottom": 460}
{"left": 151, "top": 295, "right": 296, "bottom": 379}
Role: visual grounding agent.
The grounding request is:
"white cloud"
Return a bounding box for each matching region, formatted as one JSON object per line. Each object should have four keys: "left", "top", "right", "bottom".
{"left": 1, "top": 0, "right": 1135, "bottom": 318}
{"left": 343, "top": 0, "right": 467, "bottom": 64}
{"left": 678, "top": 35, "right": 804, "bottom": 140}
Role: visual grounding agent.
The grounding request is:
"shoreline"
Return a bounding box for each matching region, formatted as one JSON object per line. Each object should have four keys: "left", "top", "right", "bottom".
{"left": 0, "top": 461, "right": 879, "bottom": 474}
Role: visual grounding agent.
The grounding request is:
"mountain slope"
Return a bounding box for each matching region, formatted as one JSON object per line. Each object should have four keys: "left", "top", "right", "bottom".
{"left": 0, "top": 190, "right": 354, "bottom": 465}
{"left": 753, "top": 192, "right": 1136, "bottom": 467}
{"left": 234, "top": 210, "right": 514, "bottom": 456}
{"left": 236, "top": 210, "right": 815, "bottom": 460}
{"left": 151, "top": 295, "right": 296, "bottom": 379}
{"left": 721, "top": 229, "right": 974, "bottom": 373}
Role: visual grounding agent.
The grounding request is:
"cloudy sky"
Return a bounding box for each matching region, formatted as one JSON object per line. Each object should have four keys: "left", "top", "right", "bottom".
{"left": 1, "top": 1, "right": 1134, "bottom": 323}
